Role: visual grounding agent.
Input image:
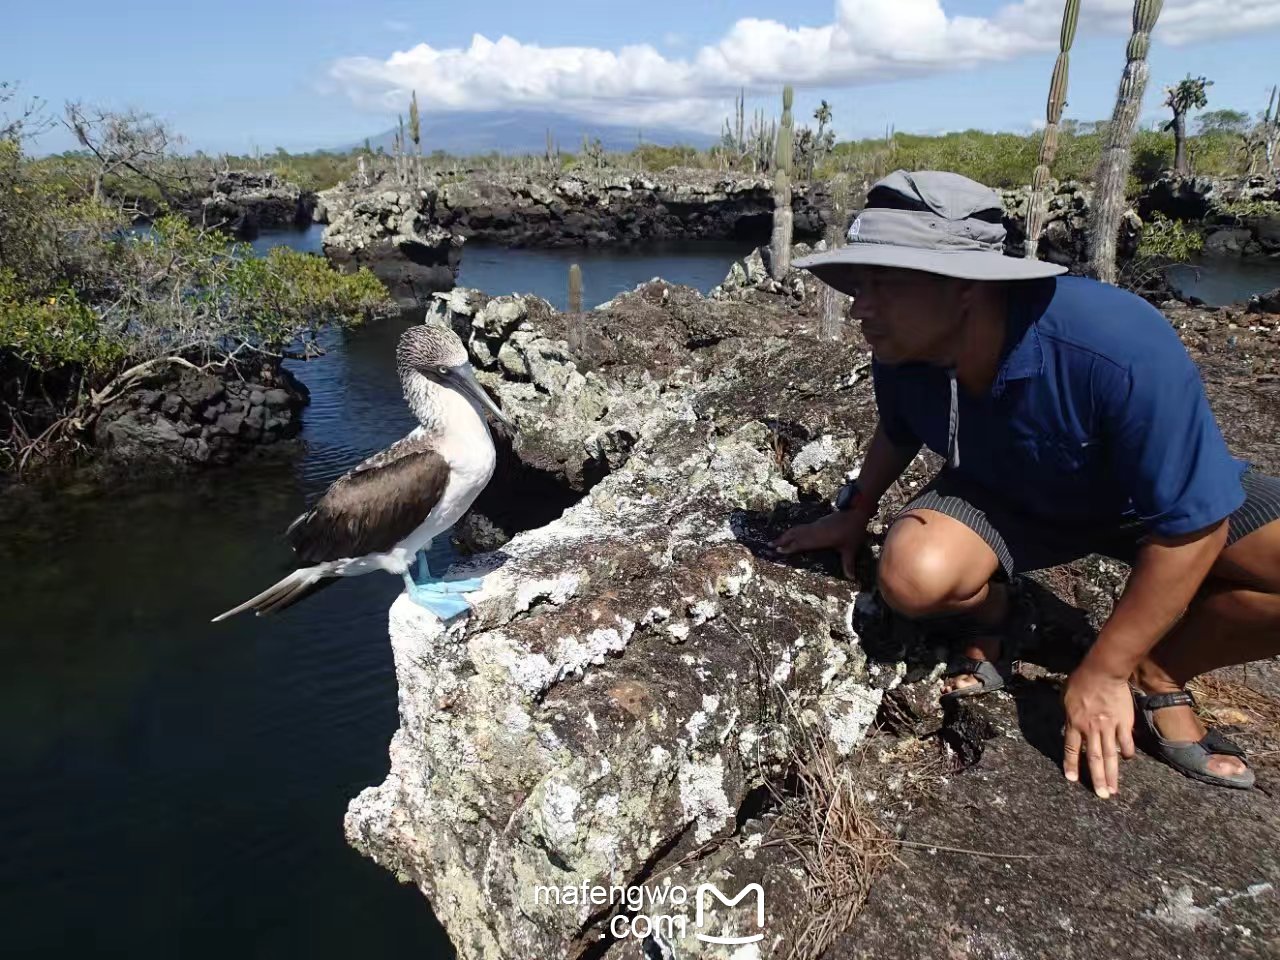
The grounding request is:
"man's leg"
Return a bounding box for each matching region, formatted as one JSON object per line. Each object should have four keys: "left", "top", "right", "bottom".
{"left": 1133, "top": 518, "right": 1280, "bottom": 778}
{"left": 878, "top": 508, "right": 1008, "bottom": 694}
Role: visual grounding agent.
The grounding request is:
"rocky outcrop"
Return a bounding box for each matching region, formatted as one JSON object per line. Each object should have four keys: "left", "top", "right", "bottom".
{"left": 830, "top": 675, "right": 1280, "bottom": 960}
{"left": 1139, "top": 174, "right": 1222, "bottom": 222}
{"left": 345, "top": 271, "right": 1280, "bottom": 959}
{"left": 346, "top": 279, "right": 882, "bottom": 960}
{"left": 1248, "top": 286, "right": 1280, "bottom": 314}
{"left": 322, "top": 189, "right": 464, "bottom": 309}
{"left": 321, "top": 167, "right": 829, "bottom": 249}
{"left": 1001, "top": 180, "right": 1142, "bottom": 272}
{"left": 1140, "top": 173, "right": 1280, "bottom": 223}
{"left": 92, "top": 361, "right": 307, "bottom": 468}
{"left": 1140, "top": 175, "right": 1280, "bottom": 260}
{"left": 200, "top": 171, "right": 316, "bottom": 238}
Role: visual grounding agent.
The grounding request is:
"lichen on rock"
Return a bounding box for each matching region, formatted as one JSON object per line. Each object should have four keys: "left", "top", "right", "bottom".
{"left": 346, "top": 264, "right": 1280, "bottom": 960}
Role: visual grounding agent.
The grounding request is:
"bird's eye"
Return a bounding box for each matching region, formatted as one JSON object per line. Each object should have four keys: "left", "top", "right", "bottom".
{"left": 437, "top": 366, "right": 449, "bottom": 376}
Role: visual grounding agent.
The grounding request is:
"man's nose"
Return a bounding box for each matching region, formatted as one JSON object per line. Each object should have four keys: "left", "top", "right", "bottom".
{"left": 849, "top": 287, "right": 875, "bottom": 317}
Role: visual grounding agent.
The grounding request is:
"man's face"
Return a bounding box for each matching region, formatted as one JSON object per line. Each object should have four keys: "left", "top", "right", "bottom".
{"left": 844, "top": 267, "right": 965, "bottom": 365}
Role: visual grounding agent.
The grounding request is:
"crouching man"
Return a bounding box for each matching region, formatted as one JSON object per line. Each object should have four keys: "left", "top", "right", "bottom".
{"left": 774, "top": 170, "right": 1280, "bottom": 795}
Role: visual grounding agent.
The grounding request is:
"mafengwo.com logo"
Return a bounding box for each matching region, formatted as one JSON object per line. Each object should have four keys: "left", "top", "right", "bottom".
{"left": 533, "top": 881, "right": 766, "bottom": 944}
{"left": 694, "top": 883, "right": 765, "bottom": 945}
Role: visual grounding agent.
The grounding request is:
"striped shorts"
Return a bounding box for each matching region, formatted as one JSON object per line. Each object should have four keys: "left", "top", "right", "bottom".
{"left": 898, "top": 468, "right": 1280, "bottom": 579}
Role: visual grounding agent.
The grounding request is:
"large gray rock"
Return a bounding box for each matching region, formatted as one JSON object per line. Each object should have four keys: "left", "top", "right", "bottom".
{"left": 323, "top": 188, "right": 464, "bottom": 308}
{"left": 322, "top": 167, "right": 830, "bottom": 248}
{"left": 1000, "top": 180, "right": 1140, "bottom": 272}
{"left": 91, "top": 362, "right": 307, "bottom": 469}
{"left": 345, "top": 381, "right": 882, "bottom": 960}
{"left": 1139, "top": 174, "right": 1219, "bottom": 222}
{"left": 347, "top": 283, "right": 1280, "bottom": 960}
{"left": 1247, "top": 286, "right": 1280, "bottom": 315}
{"left": 200, "top": 170, "right": 315, "bottom": 237}
{"left": 1204, "top": 227, "right": 1256, "bottom": 258}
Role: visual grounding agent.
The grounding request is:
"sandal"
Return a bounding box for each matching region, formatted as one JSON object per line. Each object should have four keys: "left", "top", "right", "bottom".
{"left": 940, "top": 655, "right": 1007, "bottom": 702}
{"left": 1135, "top": 690, "right": 1255, "bottom": 790}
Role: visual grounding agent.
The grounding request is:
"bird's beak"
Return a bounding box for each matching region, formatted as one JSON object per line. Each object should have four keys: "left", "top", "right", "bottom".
{"left": 442, "top": 365, "right": 515, "bottom": 430}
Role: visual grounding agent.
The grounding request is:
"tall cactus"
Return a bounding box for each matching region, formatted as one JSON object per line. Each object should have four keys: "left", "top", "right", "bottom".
{"left": 395, "top": 114, "right": 406, "bottom": 186}
{"left": 567, "top": 263, "right": 585, "bottom": 358}
{"left": 1025, "top": 0, "right": 1080, "bottom": 260}
{"left": 1088, "top": 0, "right": 1164, "bottom": 284}
{"left": 567, "top": 263, "right": 583, "bottom": 313}
{"left": 1262, "top": 84, "right": 1279, "bottom": 175}
{"left": 820, "top": 174, "right": 853, "bottom": 341}
{"left": 769, "top": 85, "right": 795, "bottom": 280}
{"left": 408, "top": 90, "right": 422, "bottom": 188}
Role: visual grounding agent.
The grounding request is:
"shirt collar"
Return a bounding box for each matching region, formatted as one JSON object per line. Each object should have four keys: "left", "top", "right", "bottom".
{"left": 991, "top": 285, "right": 1046, "bottom": 398}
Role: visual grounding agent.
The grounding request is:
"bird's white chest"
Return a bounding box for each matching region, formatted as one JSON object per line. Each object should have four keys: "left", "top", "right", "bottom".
{"left": 412, "top": 389, "right": 496, "bottom": 538}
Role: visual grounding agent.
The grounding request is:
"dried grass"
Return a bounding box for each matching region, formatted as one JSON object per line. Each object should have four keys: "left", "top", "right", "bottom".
{"left": 1189, "top": 667, "right": 1280, "bottom": 730}
{"left": 762, "top": 733, "right": 898, "bottom": 960}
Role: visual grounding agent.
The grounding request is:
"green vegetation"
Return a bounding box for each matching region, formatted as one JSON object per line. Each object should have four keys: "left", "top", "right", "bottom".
{"left": 1135, "top": 211, "right": 1205, "bottom": 261}
{"left": 0, "top": 101, "right": 393, "bottom": 472}
{"left": 1122, "top": 211, "right": 1204, "bottom": 292}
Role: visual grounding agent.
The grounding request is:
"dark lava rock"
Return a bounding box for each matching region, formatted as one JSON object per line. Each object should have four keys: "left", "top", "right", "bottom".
{"left": 215, "top": 411, "right": 245, "bottom": 435}
{"left": 1139, "top": 174, "right": 1219, "bottom": 222}
{"left": 198, "top": 170, "right": 316, "bottom": 238}
{"left": 831, "top": 688, "right": 1280, "bottom": 960}
{"left": 1205, "top": 227, "right": 1257, "bottom": 258}
{"left": 319, "top": 169, "right": 830, "bottom": 254}
{"left": 322, "top": 188, "right": 463, "bottom": 308}
{"left": 91, "top": 361, "right": 308, "bottom": 470}
{"left": 1247, "top": 287, "right": 1280, "bottom": 315}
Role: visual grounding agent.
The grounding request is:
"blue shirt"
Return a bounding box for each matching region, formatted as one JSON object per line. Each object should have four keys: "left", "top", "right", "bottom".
{"left": 872, "top": 275, "right": 1247, "bottom": 537}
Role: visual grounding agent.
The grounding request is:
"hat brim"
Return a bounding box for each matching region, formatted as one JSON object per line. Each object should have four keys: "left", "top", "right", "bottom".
{"left": 794, "top": 244, "right": 1067, "bottom": 295}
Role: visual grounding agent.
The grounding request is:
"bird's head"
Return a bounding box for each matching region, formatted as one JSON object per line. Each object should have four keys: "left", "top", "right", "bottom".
{"left": 396, "top": 325, "right": 514, "bottom": 431}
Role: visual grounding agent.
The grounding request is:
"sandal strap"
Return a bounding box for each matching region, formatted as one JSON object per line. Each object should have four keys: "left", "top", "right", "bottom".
{"left": 1199, "top": 728, "right": 1249, "bottom": 760}
{"left": 946, "top": 656, "right": 988, "bottom": 676}
{"left": 1137, "top": 690, "right": 1197, "bottom": 711}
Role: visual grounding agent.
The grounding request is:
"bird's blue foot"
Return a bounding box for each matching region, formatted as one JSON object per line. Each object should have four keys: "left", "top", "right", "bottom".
{"left": 403, "top": 552, "right": 485, "bottom": 620}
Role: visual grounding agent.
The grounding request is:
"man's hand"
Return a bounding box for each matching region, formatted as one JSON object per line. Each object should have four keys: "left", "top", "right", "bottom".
{"left": 771, "top": 511, "right": 868, "bottom": 580}
{"left": 1061, "top": 661, "right": 1137, "bottom": 799}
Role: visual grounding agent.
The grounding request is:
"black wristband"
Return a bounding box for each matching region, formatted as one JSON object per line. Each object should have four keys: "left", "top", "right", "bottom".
{"left": 835, "top": 480, "right": 876, "bottom": 513}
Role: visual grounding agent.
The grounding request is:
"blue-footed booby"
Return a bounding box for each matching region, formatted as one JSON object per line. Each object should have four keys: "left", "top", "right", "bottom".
{"left": 213, "top": 324, "right": 512, "bottom": 623}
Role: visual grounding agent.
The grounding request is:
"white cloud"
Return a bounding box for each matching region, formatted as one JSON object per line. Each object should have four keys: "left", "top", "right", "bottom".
{"left": 330, "top": 0, "right": 1280, "bottom": 130}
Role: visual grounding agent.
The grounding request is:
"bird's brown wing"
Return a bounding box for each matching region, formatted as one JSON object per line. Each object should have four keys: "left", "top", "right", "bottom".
{"left": 286, "top": 440, "right": 451, "bottom": 563}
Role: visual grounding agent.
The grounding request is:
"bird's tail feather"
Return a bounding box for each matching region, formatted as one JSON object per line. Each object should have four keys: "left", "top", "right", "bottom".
{"left": 211, "top": 567, "right": 335, "bottom": 622}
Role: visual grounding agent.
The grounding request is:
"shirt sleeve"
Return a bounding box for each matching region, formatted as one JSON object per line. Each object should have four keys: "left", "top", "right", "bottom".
{"left": 1100, "top": 358, "right": 1244, "bottom": 538}
{"left": 872, "top": 359, "right": 920, "bottom": 450}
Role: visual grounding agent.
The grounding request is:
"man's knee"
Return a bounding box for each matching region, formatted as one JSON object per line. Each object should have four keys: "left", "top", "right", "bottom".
{"left": 877, "top": 541, "right": 970, "bottom": 618}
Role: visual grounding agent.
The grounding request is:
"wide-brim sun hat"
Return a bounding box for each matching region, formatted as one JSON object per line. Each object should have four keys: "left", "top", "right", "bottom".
{"left": 794, "top": 170, "right": 1067, "bottom": 294}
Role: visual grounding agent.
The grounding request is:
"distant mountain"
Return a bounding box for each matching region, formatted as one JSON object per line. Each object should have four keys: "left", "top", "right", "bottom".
{"left": 339, "top": 109, "right": 717, "bottom": 156}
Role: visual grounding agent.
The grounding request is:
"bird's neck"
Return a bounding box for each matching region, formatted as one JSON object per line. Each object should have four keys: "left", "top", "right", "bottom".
{"left": 403, "top": 371, "right": 491, "bottom": 446}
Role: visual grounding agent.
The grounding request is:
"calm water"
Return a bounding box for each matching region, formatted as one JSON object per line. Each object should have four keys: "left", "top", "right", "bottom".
{"left": 247, "top": 225, "right": 750, "bottom": 309}
{"left": 1167, "top": 257, "right": 1280, "bottom": 307}
{"left": 457, "top": 240, "right": 752, "bottom": 309}
{"left": 0, "top": 228, "right": 747, "bottom": 958}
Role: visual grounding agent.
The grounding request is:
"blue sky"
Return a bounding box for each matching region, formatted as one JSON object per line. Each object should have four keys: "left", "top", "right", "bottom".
{"left": 6, "top": 0, "right": 1279, "bottom": 154}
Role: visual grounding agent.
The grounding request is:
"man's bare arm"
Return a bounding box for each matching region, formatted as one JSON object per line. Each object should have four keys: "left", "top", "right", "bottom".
{"left": 1081, "top": 520, "right": 1228, "bottom": 680}
{"left": 854, "top": 421, "right": 921, "bottom": 515}
{"left": 771, "top": 420, "right": 919, "bottom": 576}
